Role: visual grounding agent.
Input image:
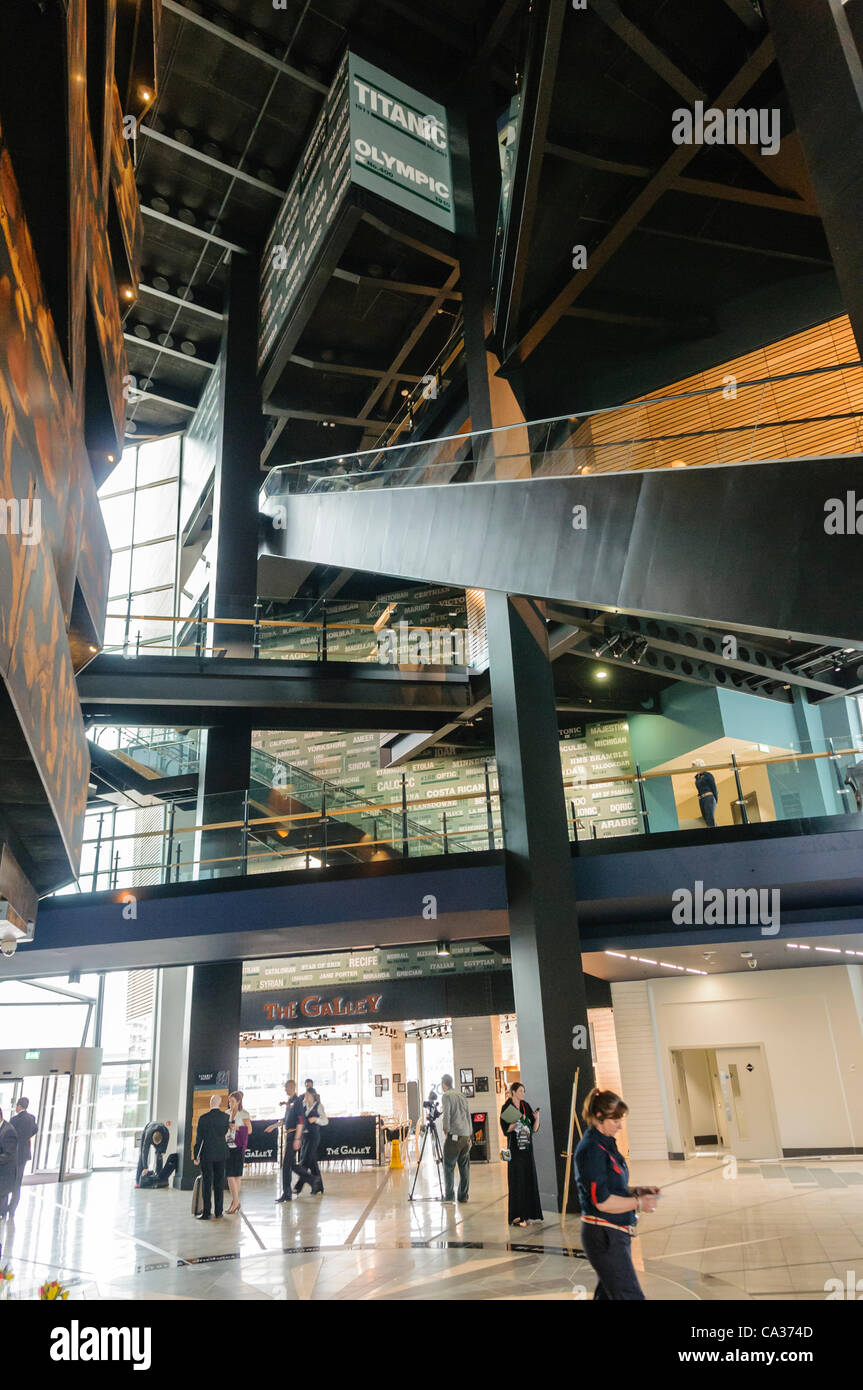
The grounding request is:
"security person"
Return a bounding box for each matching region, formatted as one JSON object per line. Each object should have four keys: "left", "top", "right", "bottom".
{"left": 265, "top": 1079, "right": 304, "bottom": 1203}
{"left": 575, "top": 1087, "right": 660, "bottom": 1300}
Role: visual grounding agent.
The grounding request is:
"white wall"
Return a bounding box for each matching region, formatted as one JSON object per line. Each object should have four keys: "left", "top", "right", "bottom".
{"left": 451, "top": 1016, "right": 503, "bottom": 1162}
{"left": 608, "top": 981, "right": 670, "bottom": 1159}
{"left": 615, "top": 965, "right": 863, "bottom": 1157}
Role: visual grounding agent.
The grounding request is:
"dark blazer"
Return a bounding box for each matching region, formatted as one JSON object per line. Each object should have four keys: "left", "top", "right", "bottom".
{"left": 194, "top": 1108, "right": 230, "bottom": 1162}
{"left": 11, "top": 1110, "right": 38, "bottom": 1163}
{"left": 0, "top": 1121, "right": 18, "bottom": 1195}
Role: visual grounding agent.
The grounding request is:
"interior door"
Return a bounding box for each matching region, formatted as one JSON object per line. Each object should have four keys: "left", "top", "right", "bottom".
{"left": 670, "top": 1050, "right": 695, "bottom": 1153}
{"left": 715, "top": 1046, "right": 780, "bottom": 1159}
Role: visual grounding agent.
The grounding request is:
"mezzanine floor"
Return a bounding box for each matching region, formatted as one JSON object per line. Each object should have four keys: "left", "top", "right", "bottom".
{"left": 2, "top": 1153, "right": 862, "bottom": 1301}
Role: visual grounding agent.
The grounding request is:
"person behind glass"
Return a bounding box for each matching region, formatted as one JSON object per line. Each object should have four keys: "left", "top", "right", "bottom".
{"left": 8, "top": 1097, "right": 37, "bottom": 1216}
{"left": 499, "top": 1081, "right": 543, "bottom": 1227}
{"left": 193, "top": 1094, "right": 230, "bottom": 1221}
{"left": 225, "top": 1090, "right": 251, "bottom": 1215}
{"left": 693, "top": 765, "right": 718, "bottom": 828}
{"left": 575, "top": 1087, "right": 660, "bottom": 1300}
{"left": 295, "top": 1084, "right": 328, "bottom": 1195}
{"left": 265, "top": 1079, "right": 304, "bottom": 1203}
{"left": 0, "top": 1107, "right": 18, "bottom": 1221}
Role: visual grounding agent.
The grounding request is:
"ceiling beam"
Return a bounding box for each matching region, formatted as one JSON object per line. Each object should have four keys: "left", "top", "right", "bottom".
{"left": 161, "top": 0, "right": 328, "bottom": 93}
{"left": 139, "top": 124, "right": 285, "bottom": 198}
{"left": 494, "top": 0, "right": 566, "bottom": 353}
{"left": 590, "top": 0, "right": 702, "bottom": 102}
{"left": 356, "top": 266, "right": 462, "bottom": 422}
{"left": 722, "top": 0, "right": 765, "bottom": 31}
{"left": 288, "top": 353, "right": 426, "bottom": 383}
{"left": 576, "top": 214, "right": 832, "bottom": 266}
{"left": 546, "top": 141, "right": 817, "bottom": 214}
{"left": 127, "top": 388, "right": 197, "bottom": 415}
{"left": 141, "top": 204, "right": 248, "bottom": 256}
{"left": 514, "top": 38, "right": 794, "bottom": 361}
{"left": 360, "top": 212, "right": 459, "bottom": 268}
{"left": 124, "top": 333, "right": 216, "bottom": 369}
{"left": 260, "top": 416, "right": 288, "bottom": 468}
{"left": 137, "top": 282, "right": 225, "bottom": 322}
{"left": 262, "top": 405, "right": 391, "bottom": 430}
{"left": 332, "top": 268, "right": 462, "bottom": 300}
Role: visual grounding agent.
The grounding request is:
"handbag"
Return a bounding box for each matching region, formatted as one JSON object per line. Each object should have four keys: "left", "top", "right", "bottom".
{"left": 191, "top": 1174, "right": 203, "bottom": 1216}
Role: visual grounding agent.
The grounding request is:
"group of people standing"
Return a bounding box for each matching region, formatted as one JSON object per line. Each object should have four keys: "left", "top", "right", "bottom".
{"left": 193, "top": 1089, "right": 252, "bottom": 1219}
{"left": 267, "top": 1077, "right": 328, "bottom": 1202}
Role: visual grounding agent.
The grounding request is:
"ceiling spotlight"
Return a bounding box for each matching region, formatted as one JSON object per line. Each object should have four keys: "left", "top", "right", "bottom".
{"left": 630, "top": 635, "right": 649, "bottom": 665}
{"left": 595, "top": 668, "right": 609, "bottom": 680}
{"left": 595, "top": 634, "right": 621, "bottom": 658}
{"left": 436, "top": 940, "right": 451, "bottom": 957}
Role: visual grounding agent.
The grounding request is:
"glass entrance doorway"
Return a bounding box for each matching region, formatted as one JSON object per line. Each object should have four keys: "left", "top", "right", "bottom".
{"left": 0, "top": 1048, "right": 103, "bottom": 1181}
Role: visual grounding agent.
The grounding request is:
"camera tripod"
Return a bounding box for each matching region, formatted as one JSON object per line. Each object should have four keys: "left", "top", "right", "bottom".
{"left": 408, "top": 1114, "right": 445, "bottom": 1201}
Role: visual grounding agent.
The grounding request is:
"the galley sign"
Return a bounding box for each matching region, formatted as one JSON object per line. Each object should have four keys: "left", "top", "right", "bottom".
{"left": 241, "top": 986, "right": 387, "bottom": 1030}
{"left": 348, "top": 53, "right": 455, "bottom": 232}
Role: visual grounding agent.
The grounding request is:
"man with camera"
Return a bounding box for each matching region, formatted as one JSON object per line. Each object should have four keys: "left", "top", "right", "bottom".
{"left": 440, "top": 1074, "right": 472, "bottom": 1205}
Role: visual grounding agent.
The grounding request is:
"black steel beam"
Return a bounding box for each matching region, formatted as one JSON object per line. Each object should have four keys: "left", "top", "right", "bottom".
{"left": 494, "top": 0, "right": 566, "bottom": 353}
{"left": 263, "top": 454, "right": 863, "bottom": 646}
{"left": 161, "top": 1, "right": 328, "bottom": 94}
{"left": 765, "top": 0, "right": 863, "bottom": 356}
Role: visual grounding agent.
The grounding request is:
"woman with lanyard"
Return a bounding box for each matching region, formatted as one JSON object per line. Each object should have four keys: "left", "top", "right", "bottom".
{"left": 295, "top": 1086, "right": 328, "bottom": 1195}
{"left": 574, "top": 1086, "right": 660, "bottom": 1300}
{"left": 225, "top": 1090, "right": 251, "bottom": 1214}
{"left": 499, "top": 1081, "right": 543, "bottom": 1227}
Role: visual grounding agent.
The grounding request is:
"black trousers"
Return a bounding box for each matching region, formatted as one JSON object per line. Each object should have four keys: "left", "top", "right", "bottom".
{"left": 200, "top": 1159, "right": 226, "bottom": 1216}
{"left": 580, "top": 1222, "right": 645, "bottom": 1300}
{"left": 296, "top": 1126, "right": 322, "bottom": 1188}
{"left": 7, "top": 1162, "right": 26, "bottom": 1214}
{"left": 281, "top": 1129, "right": 302, "bottom": 1197}
{"left": 699, "top": 792, "right": 717, "bottom": 827}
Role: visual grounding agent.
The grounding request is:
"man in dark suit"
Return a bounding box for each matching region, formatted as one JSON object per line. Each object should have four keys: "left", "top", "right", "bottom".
{"left": 8, "top": 1097, "right": 37, "bottom": 1217}
{"left": 194, "top": 1095, "right": 229, "bottom": 1220}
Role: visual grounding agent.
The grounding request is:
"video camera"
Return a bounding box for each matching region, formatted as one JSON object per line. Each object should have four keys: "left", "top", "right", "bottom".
{"left": 423, "top": 1087, "right": 441, "bottom": 1124}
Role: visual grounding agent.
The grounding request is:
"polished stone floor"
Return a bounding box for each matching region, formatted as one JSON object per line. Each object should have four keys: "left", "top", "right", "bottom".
{"left": 2, "top": 1152, "right": 862, "bottom": 1300}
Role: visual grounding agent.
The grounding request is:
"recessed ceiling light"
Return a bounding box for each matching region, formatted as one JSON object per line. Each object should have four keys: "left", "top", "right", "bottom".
{"left": 595, "top": 669, "right": 609, "bottom": 680}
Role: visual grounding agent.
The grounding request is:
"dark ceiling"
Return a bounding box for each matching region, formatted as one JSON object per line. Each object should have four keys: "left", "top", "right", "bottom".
{"left": 128, "top": 0, "right": 848, "bottom": 456}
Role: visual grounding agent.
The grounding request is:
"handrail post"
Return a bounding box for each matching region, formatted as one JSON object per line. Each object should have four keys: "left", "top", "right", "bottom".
{"left": 241, "top": 791, "right": 250, "bottom": 874}
{"left": 175, "top": 842, "right": 181, "bottom": 883}
{"left": 321, "top": 599, "right": 328, "bottom": 663}
{"left": 569, "top": 799, "right": 577, "bottom": 843}
{"left": 92, "top": 813, "right": 104, "bottom": 891}
{"left": 731, "top": 753, "right": 750, "bottom": 825}
{"left": 166, "top": 802, "right": 176, "bottom": 885}
{"left": 321, "top": 789, "right": 327, "bottom": 868}
{"left": 484, "top": 760, "right": 495, "bottom": 849}
{"left": 827, "top": 737, "right": 850, "bottom": 799}
{"left": 401, "top": 772, "right": 409, "bottom": 856}
{"left": 635, "top": 762, "right": 650, "bottom": 834}
{"left": 442, "top": 810, "right": 449, "bottom": 855}
{"left": 253, "top": 599, "right": 262, "bottom": 661}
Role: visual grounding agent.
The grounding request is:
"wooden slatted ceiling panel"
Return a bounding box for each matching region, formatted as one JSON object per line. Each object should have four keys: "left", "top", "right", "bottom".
{"left": 553, "top": 316, "right": 863, "bottom": 473}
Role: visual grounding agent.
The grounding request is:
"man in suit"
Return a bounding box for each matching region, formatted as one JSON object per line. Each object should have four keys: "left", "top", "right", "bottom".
{"left": 0, "top": 1107, "right": 19, "bottom": 1222}
{"left": 193, "top": 1095, "right": 229, "bottom": 1220}
{"left": 8, "top": 1097, "right": 37, "bottom": 1217}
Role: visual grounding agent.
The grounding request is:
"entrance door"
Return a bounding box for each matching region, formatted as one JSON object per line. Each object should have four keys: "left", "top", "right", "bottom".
{"left": 0, "top": 1078, "right": 21, "bottom": 1120}
{"left": 714, "top": 1046, "right": 781, "bottom": 1159}
{"left": 32, "top": 1074, "right": 71, "bottom": 1174}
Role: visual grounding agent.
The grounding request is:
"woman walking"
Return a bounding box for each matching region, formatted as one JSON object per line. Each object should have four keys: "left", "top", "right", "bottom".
{"left": 294, "top": 1086, "right": 328, "bottom": 1195}
{"left": 499, "top": 1081, "right": 543, "bottom": 1227}
{"left": 225, "top": 1090, "right": 251, "bottom": 1214}
{"left": 574, "top": 1086, "right": 660, "bottom": 1300}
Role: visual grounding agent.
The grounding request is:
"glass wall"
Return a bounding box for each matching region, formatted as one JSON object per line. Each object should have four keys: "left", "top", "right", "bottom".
{"left": 0, "top": 970, "right": 157, "bottom": 1172}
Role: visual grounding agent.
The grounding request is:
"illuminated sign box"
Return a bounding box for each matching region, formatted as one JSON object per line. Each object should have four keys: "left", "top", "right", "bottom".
{"left": 259, "top": 49, "right": 454, "bottom": 384}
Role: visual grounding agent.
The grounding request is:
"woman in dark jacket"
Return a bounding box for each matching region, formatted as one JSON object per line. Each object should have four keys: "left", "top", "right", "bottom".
{"left": 574, "top": 1087, "right": 660, "bottom": 1300}
{"left": 0, "top": 1107, "right": 19, "bottom": 1220}
{"left": 499, "top": 1082, "right": 543, "bottom": 1227}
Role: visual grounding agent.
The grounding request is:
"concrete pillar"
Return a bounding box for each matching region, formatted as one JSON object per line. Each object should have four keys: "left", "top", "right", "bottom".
{"left": 451, "top": 1015, "right": 503, "bottom": 1162}
{"left": 175, "top": 962, "right": 242, "bottom": 1189}
{"left": 151, "top": 965, "right": 191, "bottom": 1134}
